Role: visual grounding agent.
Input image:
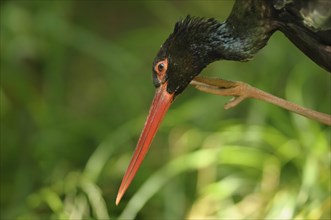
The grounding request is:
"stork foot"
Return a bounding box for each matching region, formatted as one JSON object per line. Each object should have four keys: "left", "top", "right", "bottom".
{"left": 190, "top": 76, "right": 331, "bottom": 126}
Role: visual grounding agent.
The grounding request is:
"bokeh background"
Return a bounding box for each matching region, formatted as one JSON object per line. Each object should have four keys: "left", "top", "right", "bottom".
{"left": 1, "top": 1, "right": 330, "bottom": 219}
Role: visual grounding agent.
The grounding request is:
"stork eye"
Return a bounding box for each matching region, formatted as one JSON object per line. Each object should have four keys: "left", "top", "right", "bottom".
{"left": 154, "top": 59, "right": 168, "bottom": 77}
{"left": 158, "top": 63, "right": 164, "bottom": 72}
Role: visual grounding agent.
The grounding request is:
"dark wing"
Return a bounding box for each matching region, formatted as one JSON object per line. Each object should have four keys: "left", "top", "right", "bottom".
{"left": 274, "top": 0, "right": 331, "bottom": 72}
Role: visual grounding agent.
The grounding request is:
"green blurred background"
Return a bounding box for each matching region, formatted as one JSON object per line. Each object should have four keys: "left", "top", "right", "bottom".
{"left": 1, "top": 1, "right": 330, "bottom": 219}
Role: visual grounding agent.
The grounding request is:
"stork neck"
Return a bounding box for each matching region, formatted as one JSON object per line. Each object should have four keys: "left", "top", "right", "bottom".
{"left": 213, "top": 21, "right": 273, "bottom": 61}
{"left": 213, "top": 0, "right": 276, "bottom": 61}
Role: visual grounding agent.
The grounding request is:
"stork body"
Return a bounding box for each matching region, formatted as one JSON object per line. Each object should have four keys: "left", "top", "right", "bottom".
{"left": 116, "top": 0, "right": 331, "bottom": 205}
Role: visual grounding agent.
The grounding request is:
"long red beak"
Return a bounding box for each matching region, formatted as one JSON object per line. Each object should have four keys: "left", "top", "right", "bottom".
{"left": 116, "top": 83, "right": 174, "bottom": 205}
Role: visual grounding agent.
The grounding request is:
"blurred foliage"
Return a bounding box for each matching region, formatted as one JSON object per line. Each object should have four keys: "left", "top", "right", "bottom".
{"left": 0, "top": 1, "right": 330, "bottom": 220}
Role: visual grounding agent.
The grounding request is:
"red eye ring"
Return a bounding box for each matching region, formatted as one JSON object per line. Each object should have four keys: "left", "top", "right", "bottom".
{"left": 155, "top": 59, "right": 168, "bottom": 76}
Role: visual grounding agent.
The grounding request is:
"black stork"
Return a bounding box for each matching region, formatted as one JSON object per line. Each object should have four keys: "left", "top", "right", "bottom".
{"left": 116, "top": 0, "right": 331, "bottom": 205}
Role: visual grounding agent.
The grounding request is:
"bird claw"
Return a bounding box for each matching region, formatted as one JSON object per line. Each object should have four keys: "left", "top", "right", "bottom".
{"left": 190, "top": 76, "right": 249, "bottom": 109}
{"left": 224, "top": 96, "right": 246, "bottom": 109}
